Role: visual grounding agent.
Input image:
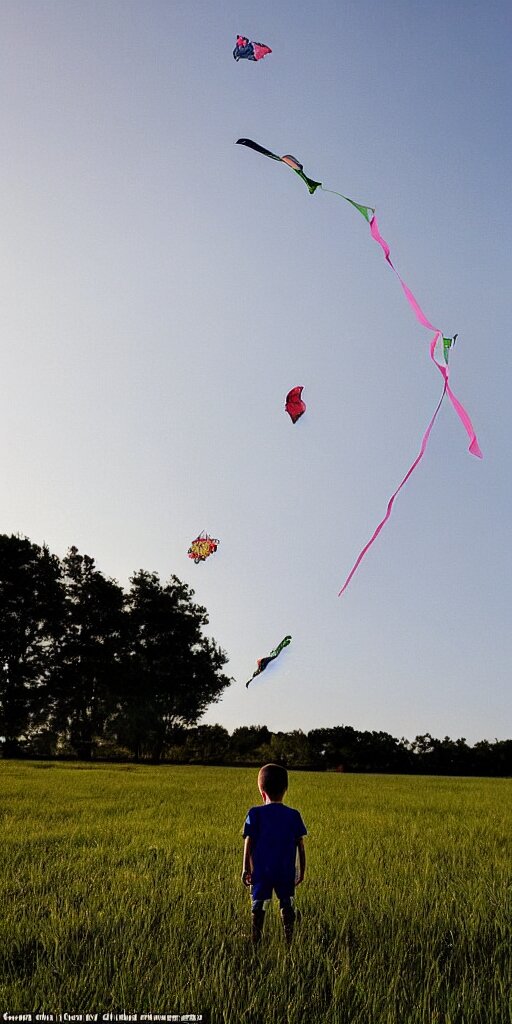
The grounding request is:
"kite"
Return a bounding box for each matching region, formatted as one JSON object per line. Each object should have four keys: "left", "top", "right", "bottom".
{"left": 285, "top": 386, "right": 306, "bottom": 424}
{"left": 236, "top": 138, "right": 372, "bottom": 215}
{"left": 236, "top": 137, "right": 482, "bottom": 594}
{"left": 187, "top": 531, "right": 219, "bottom": 564}
{"left": 443, "top": 334, "right": 458, "bottom": 364}
{"left": 246, "top": 636, "right": 292, "bottom": 688}
{"left": 236, "top": 139, "right": 322, "bottom": 195}
{"left": 233, "top": 36, "right": 272, "bottom": 62}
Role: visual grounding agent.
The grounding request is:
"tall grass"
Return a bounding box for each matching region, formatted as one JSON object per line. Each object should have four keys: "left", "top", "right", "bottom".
{"left": 1, "top": 763, "right": 511, "bottom": 1023}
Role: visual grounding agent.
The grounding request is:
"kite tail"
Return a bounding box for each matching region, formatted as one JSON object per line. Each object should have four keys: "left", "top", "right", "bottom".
{"left": 348, "top": 204, "right": 483, "bottom": 457}
{"left": 295, "top": 168, "right": 322, "bottom": 193}
{"left": 338, "top": 383, "right": 447, "bottom": 596}
{"left": 321, "top": 194, "right": 439, "bottom": 328}
{"left": 369, "top": 221, "right": 482, "bottom": 456}
{"left": 321, "top": 187, "right": 375, "bottom": 223}
{"left": 322, "top": 194, "right": 483, "bottom": 456}
{"left": 369, "top": 215, "right": 438, "bottom": 331}
{"left": 429, "top": 334, "right": 483, "bottom": 458}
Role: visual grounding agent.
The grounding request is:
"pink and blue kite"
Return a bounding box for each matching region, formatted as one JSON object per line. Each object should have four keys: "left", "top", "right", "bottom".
{"left": 233, "top": 36, "right": 272, "bottom": 62}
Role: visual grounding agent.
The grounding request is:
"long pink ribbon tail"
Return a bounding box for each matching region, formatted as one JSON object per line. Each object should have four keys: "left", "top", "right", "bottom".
{"left": 369, "top": 215, "right": 482, "bottom": 458}
{"left": 369, "top": 215, "right": 438, "bottom": 331}
{"left": 429, "top": 335, "right": 483, "bottom": 458}
{"left": 338, "top": 383, "right": 447, "bottom": 596}
{"left": 335, "top": 207, "right": 482, "bottom": 595}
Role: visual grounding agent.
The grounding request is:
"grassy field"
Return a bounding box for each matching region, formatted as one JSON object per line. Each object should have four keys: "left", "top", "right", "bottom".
{"left": 0, "top": 762, "right": 511, "bottom": 1024}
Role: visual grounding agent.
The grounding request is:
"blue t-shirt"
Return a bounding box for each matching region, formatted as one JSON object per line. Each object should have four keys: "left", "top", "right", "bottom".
{"left": 243, "top": 803, "right": 307, "bottom": 887}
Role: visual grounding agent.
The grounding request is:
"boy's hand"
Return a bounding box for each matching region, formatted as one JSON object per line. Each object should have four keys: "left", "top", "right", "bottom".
{"left": 296, "top": 836, "right": 306, "bottom": 886}
{"left": 241, "top": 869, "right": 252, "bottom": 887}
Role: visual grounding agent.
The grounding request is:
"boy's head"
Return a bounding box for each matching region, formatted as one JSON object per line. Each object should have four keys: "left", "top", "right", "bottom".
{"left": 258, "top": 763, "right": 288, "bottom": 802}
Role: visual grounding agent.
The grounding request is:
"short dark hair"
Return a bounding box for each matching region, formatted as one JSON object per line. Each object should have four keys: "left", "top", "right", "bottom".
{"left": 258, "top": 763, "right": 288, "bottom": 800}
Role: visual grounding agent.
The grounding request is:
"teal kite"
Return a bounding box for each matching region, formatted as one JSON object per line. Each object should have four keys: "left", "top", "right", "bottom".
{"left": 246, "top": 636, "right": 292, "bottom": 688}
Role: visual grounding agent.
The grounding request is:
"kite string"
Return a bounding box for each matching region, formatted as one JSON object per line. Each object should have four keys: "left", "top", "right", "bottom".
{"left": 339, "top": 372, "right": 448, "bottom": 596}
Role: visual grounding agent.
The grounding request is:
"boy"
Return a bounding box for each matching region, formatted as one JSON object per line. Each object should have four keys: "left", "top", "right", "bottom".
{"left": 241, "top": 763, "right": 307, "bottom": 945}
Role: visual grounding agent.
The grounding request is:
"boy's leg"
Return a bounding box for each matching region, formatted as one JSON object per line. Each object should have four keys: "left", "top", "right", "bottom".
{"left": 279, "top": 896, "right": 296, "bottom": 944}
{"left": 250, "top": 897, "right": 267, "bottom": 945}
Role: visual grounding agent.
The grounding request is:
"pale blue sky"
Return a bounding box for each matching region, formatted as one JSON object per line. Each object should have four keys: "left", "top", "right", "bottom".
{"left": 0, "top": 0, "right": 510, "bottom": 743}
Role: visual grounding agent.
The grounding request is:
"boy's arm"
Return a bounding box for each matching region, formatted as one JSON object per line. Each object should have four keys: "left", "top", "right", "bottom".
{"left": 241, "top": 835, "right": 253, "bottom": 886}
{"left": 295, "top": 837, "right": 306, "bottom": 885}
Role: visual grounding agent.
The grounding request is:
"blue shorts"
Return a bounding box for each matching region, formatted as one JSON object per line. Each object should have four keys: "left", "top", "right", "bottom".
{"left": 251, "top": 879, "right": 295, "bottom": 911}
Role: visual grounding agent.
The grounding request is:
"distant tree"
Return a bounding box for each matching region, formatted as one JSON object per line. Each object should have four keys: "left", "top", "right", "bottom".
{"left": 492, "top": 739, "right": 512, "bottom": 776}
{"left": 259, "top": 730, "right": 313, "bottom": 768}
{"left": 230, "top": 725, "right": 272, "bottom": 762}
{"left": 176, "top": 724, "right": 230, "bottom": 763}
{"left": 258, "top": 732, "right": 288, "bottom": 766}
{"left": 0, "top": 534, "right": 64, "bottom": 756}
{"left": 472, "top": 738, "right": 512, "bottom": 777}
{"left": 470, "top": 739, "right": 492, "bottom": 776}
{"left": 49, "top": 547, "right": 126, "bottom": 759}
{"left": 436, "top": 736, "right": 473, "bottom": 775}
{"left": 352, "top": 729, "right": 412, "bottom": 773}
{"left": 410, "top": 733, "right": 436, "bottom": 772}
{"left": 308, "top": 726, "right": 358, "bottom": 770}
{"left": 281, "top": 730, "right": 314, "bottom": 767}
{"left": 111, "top": 571, "right": 231, "bottom": 761}
{"left": 307, "top": 726, "right": 412, "bottom": 773}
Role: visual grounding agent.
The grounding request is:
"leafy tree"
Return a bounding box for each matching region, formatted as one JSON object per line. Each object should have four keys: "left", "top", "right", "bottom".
{"left": 472, "top": 739, "right": 512, "bottom": 776}
{"left": 308, "top": 726, "right": 358, "bottom": 770}
{"left": 50, "top": 547, "right": 126, "bottom": 759}
{"left": 492, "top": 739, "right": 512, "bottom": 776}
{"left": 350, "top": 729, "right": 412, "bottom": 773}
{"left": 436, "top": 736, "right": 473, "bottom": 775}
{"left": 307, "top": 726, "right": 412, "bottom": 773}
{"left": 177, "top": 724, "right": 230, "bottom": 763}
{"left": 0, "top": 534, "right": 64, "bottom": 756}
{"left": 230, "top": 725, "right": 272, "bottom": 762}
{"left": 259, "top": 730, "right": 313, "bottom": 768}
{"left": 112, "top": 571, "right": 231, "bottom": 761}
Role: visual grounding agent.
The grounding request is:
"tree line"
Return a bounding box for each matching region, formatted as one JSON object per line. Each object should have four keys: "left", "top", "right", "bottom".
{"left": 206, "top": 725, "right": 510, "bottom": 776}
{"left": 1, "top": 533, "right": 510, "bottom": 774}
